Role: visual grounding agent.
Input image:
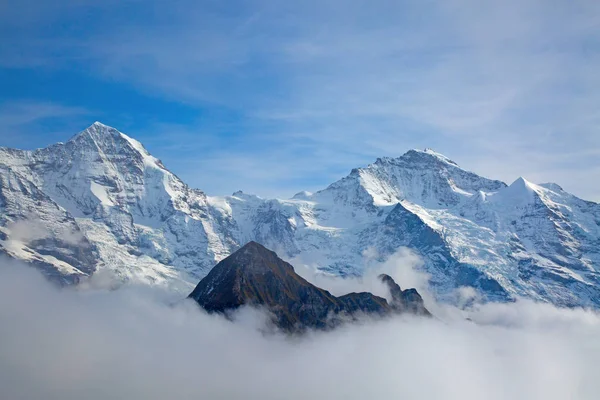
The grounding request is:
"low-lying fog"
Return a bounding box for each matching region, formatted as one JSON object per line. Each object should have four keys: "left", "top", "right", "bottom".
{"left": 1, "top": 255, "right": 599, "bottom": 400}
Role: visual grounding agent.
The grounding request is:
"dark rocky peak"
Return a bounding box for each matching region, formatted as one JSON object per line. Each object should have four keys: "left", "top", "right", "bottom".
{"left": 336, "top": 292, "right": 391, "bottom": 315}
{"left": 379, "top": 273, "right": 402, "bottom": 296}
{"left": 189, "top": 241, "right": 340, "bottom": 330}
{"left": 220, "top": 240, "right": 292, "bottom": 275}
{"left": 379, "top": 274, "right": 431, "bottom": 316}
{"left": 189, "top": 241, "right": 431, "bottom": 333}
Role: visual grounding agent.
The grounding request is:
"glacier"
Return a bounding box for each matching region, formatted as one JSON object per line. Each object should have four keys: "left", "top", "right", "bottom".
{"left": 1, "top": 122, "right": 599, "bottom": 306}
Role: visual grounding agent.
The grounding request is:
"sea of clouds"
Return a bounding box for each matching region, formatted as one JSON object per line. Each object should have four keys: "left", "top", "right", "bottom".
{"left": 1, "top": 254, "right": 599, "bottom": 400}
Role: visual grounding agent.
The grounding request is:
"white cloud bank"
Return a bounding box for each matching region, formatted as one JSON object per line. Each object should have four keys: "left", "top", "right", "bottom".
{"left": 1, "top": 259, "right": 600, "bottom": 400}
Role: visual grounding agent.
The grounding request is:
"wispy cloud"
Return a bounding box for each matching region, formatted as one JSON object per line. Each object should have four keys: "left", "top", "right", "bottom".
{"left": 2, "top": 0, "right": 599, "bottom": 200}
{"left": 0, "top": 101, "right": 93, "bottom": 148}
{"left": 0, "top": 102, "right": 88, "bottom": 127}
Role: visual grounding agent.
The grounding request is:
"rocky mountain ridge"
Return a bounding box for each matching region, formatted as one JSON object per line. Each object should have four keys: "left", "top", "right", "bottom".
{"left": 189, "top": 241, "right": 430, "bottom": 332}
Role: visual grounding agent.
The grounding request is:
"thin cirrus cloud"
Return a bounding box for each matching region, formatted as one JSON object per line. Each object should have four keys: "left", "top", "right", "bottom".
{"left": 1, "top": 0, "right": 599, "bottom": 200}
{"left": 0, "top": 102, "right": 94, "bottom": 148}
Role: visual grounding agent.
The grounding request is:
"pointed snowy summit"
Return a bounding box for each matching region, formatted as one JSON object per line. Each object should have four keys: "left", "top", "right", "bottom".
{"left": 71, "top": 121, "right": 122, "bottom": 141}
{"left": 398, "top": 148, "right": 460, "bottom": 167}
{"left": 507, "top": 176, "right": 537, "bottom": 197}
{"left": 65, "top": 121, "right": 166, "bottom": 171}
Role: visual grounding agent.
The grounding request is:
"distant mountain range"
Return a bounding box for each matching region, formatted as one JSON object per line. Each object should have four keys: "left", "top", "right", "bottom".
{"left": 1, "top": 122, "right": 599, "bottom": 307}
{"left": 189, "top": 241, "right": 430, "bottom": 332}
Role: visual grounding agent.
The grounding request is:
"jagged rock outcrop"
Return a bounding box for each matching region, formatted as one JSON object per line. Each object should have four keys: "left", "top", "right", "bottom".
{"left": 378, "top": 274, "right": 430, "bottom": 316}
{"left": 189, "top": 242, "right": 429, "bottom": 332}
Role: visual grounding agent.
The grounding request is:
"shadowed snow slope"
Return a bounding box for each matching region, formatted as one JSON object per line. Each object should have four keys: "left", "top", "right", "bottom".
{"left": 1, "top": 122, "right": 599, "bottom": 306}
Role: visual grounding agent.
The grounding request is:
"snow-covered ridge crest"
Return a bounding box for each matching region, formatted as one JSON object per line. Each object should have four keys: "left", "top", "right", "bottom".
{"left": 306, "top": 148, "right": 506, "bottom": 208}
{"left": 1, "top": 122, "right": 599, "bottom": 308}
{"left": 1, "top": 123, "right": 237, "bottom": 292}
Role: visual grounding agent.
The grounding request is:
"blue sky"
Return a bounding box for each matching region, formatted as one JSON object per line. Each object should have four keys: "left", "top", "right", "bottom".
{"left": 1, "top": 0, "right": 599, "bottom": 200}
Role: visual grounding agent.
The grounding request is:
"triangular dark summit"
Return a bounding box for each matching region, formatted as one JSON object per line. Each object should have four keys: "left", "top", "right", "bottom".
{"left": 189, "top": 242, "right": 430, "bottom": 332}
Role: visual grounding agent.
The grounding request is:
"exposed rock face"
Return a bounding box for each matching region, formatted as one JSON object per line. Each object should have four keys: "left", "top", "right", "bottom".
{"left": 379, "top": 274, "right": 431, "bottom": 316}
{"left": 189, "top": 242, "right": 429, "bottom": 332}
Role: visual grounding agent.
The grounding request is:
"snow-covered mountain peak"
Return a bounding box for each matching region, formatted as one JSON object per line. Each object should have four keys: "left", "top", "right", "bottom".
{"left": 539, "top": 182, "right": 565, "bottom": 193}
{"left": 230, "top": 190, "right": 262, "bottom": 202}
{"left": 401, "top": 148, "right": 460, "bottom": 167}
{"left": 58, "top": 123, "right": 171, "bottom": 183}
{"left": 70, "top": 121, "right": 122, "bottom": 143}
{"left": 494, "top": 177, "right": 539, "bottom": 205}
{"left": 66, "top": 122, "right": 163, "bottom": 169}
{"left": 509, "top": 176, "right": 536, "bottom": 192}
{"left": 316, "top": 149, "right": 506, "bottom": 209}
{"left": 92, "top": 121, "right": 110, "bottom": 128}
{"left": 2, "top": 122, "right": 201, "bottom": 231}
{"left": 292, "top": 191, "right": 313, "bottom": 200}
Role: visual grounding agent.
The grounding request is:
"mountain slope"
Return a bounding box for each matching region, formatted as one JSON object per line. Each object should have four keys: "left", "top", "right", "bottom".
{"left": 1, "top": 122, "right": 599, "bottom": 307}
{"left": 0, "top": 122, "right": 239, "bottom": 290}
{"left": 189, "top": 241, "right": 429, "bottom": 331}
{"left": 0, "top": 164, "right": 97, "bottom": 284}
